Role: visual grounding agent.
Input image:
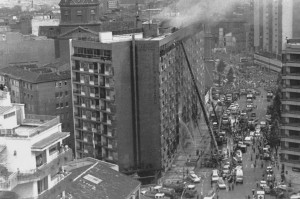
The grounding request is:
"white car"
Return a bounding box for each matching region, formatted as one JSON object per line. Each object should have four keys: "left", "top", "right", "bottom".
{"left": 188, "top": 173, "right": 201, "bottom": 183}
{"left": 212, "top": 170, "right": 220, "bottom": 182}
{"left": 260, "top": 121, "right": 266, "bottom": 127}
{"left": 260, "top": 180, "right": 267, "bottom": 189}
{"left": 218, "top": 178, "right": 227, "bottom": 189}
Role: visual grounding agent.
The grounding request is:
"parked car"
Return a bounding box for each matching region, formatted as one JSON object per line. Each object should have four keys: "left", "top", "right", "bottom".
{"left": 218, "top": 178, "right": 227, "bottom": 189}
{"left": 188, "top": 173, "right": 201, "bottom": 183}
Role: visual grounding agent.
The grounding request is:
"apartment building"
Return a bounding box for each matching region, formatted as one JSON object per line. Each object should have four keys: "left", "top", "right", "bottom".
{"left": 0, "top": 63, "right": 74, "bottom": 150}
{"left": 281, "top": 38, "right": 300, "bottom": 187}
{"left": 70, "top": 22, "right": 205, "bottom": 179}
{"left": 253, "top": 0, "right": 300, "bottom": 71}
{"left": 0, "top": 88, "right": 72, "bottom": 198}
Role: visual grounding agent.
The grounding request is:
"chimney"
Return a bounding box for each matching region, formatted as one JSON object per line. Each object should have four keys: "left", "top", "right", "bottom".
{"left": 142, "top": 22, "right": 159, "bottom": 38}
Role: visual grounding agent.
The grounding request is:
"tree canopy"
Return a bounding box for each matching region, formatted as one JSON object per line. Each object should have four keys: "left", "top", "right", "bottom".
{"left": 227, "top": 67, "right": 234, "bottom": 83}
{"left": 217, "top": 60, "right": 226, "bottom": 74}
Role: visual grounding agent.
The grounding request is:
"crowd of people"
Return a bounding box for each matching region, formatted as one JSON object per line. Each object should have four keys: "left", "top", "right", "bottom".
{"left": 219, "top": 65, "right": 279, "bottom": 95}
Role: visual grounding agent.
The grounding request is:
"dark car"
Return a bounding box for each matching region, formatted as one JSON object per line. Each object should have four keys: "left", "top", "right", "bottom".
{"left": 251, "top": 112, "right": 256, "bottom": 118}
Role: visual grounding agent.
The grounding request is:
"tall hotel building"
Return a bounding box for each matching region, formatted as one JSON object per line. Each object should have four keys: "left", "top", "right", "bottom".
{"left": 281, "top": 38, "right": 300, "bottom": 187}
{"left": 70, "top": 23, "right": 206, "bottom": 176}
{"left": 253, "top": 0, "right": 300, "bottom": 72}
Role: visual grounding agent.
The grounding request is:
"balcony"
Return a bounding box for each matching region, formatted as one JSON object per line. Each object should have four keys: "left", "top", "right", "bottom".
{"left": 91, "top": 117, "right": 96, "bottom": 121}
{"left": 281, "top": 133, "right": 300, "bottom": 140}
{"left": 17, "top": 148, "right": 73, "bottom": 183}
{"left": 82, "top": 103, "right": 86, "bottom": 107}
{"left": 90, "top": 93, "right": 95, "bottom": 97}
{"left": 91, "top": 104, "right": 96, "bottom": 109}
{"left": 0, "top": 172, "right": 18, "bottom": 191}
{"left": 82, "top": 115, "right": 87, "bottom": 119}
{"left": 81, "top": 91, "right": 85, "bottom": 96}
{"left": 281, "top": 123, "right": 300, "bottom": 131}
{"left": 89, "top": 69, "right": 94, "bottom": 73}
{"left": 280, "top": 146, "right": 300, "bottom": 155}
{"left": 280, "top": 157, "right": 300, "bottom": 165}
{"left": 80, "top": 68, "right": 84, "bottom": 72}
{"left": 89, "top": 81, "right": 94, "bottom": 85}
{"left": 282, "top": 110, "right": 300, "bottom": 118}
{"left": 80, "top": 79, "right": 85, "bottom": 84}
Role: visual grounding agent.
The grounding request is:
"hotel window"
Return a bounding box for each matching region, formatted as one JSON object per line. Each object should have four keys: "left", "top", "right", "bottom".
{"left": 65, "top": 91, "right": 68, "bottom": 96}
{"left": 64, "top": 81, "right": 67, "bottom": 85}
{"left": 60, "top": 103, "right": 64, "bottom": 108}
{"left": 66, "top": 102, "right": 69, "bottom": 107}
{"left": 56, "top": 104, "right": 59, "bottom": 109}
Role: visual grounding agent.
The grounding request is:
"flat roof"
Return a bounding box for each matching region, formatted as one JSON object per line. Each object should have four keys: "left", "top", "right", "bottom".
{"left": 31, "top": 132, "right": 69, "bottom": 151}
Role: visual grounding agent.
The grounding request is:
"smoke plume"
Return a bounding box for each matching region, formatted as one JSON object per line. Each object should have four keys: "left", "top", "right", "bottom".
{"left": 158, "top": 0, "right": 245, "bottom": 27}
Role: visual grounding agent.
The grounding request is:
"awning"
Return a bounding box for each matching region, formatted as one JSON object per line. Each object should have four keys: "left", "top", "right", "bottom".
{"left": 31, "top": 132, "right": 69, "bottom": 151}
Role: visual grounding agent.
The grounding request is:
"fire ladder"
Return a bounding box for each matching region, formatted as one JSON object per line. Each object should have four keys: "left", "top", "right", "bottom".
{"left": 180, "top": 41, "right": 219, "bottom": 156}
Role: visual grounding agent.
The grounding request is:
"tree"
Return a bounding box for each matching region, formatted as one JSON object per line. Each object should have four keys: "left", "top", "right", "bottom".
{"left": 227, "top": 67, "right": 234, "bottom": 83}
{"left": 216, "top": 60, "right": 226, "bottom": 85}
{"left": 267, "top": 119, "right": 281, "bottom": 156}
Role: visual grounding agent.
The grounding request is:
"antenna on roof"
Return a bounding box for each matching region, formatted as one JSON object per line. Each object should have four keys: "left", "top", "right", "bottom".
{"left": 135, "top": 0, "right": 139, "bottom": 30}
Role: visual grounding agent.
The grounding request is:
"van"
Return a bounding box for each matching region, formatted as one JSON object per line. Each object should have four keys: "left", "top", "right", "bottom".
{"left": 244, "top": 137, "right": 252, "bottom": 146}
{"left": 212, "top": 170, "right": 219, "bottom": 182}
{"left": 236, "top": 169, "right": 243, "bottom": 183}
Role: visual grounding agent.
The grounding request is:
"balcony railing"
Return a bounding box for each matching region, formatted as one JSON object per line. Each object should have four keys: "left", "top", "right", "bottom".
{"left": 281, "top": 146, "right": 300, "bottom": 153}
{"left": 282, "top": 72, "right": 300, "bottom": 76}
{"left": 17, "top": 148, "right": 73, "bottom": 183}
{"left": 280, "top": 157, "right": 300, "bottom": 165}
{"left": 282, "top": 85, "right": 300, "bottom": 89}
{"left": 281, "top": 133, "right": 300, "bottom": 140}
{"left": 281, "top": 123, "right": 300, "bottom": 127}
{"left": 281, "top": 98, "right": 300, "bottom": 102}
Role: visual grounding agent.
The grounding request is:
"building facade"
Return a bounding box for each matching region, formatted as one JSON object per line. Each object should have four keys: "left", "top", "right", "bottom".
{"left": 0, "top": 64, "right": 74, "bottom": 150}
{"left": 0, "top": 88, "right": 72, "bottom": 199}
{"left": 0, "top": 32, "right": 57, "bottom": 69}
{"left": 70, "top": 22, "right": 206, "bottom": 178}
{"left": 281, "top": 38, "right": 300, "bottom": 188}
{"left": 253, "top": 0, "right": 300, "bottom": 55}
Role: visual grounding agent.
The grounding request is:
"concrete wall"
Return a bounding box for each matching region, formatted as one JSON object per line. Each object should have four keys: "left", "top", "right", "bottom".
{"left": 112, "top": 41, "right": 135, "bottom": 170}
{"left": 0, "top": 32, "right": 56, "bottom": 68}
{"left": 13, "top": 181, "right": 38, "bottom": 199}
{"left": 136, "top": 40, "right": 162, "bottom": 170}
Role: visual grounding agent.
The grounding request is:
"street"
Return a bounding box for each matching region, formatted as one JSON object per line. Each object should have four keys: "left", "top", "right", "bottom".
{"left": 193, "top": 87, "right": 279, "bottom": 199}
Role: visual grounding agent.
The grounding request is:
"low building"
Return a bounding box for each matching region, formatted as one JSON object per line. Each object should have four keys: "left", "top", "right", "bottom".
{"left": 0, "top": 63, "right": 74, "bottom": 150}
{"left": 0, "top": 88, "right": 73, "bottom": 199}
{"left": 38, "top": 157, "right": 141, "bottom": 199}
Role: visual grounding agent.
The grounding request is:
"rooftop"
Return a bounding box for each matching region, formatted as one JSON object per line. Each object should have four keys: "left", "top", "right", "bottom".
{"left": 0, "top": 63, "right": 70, "bottom": 83}
{"left": 0, "top": 114, "right": 59, "bottom": 138}
{"left": 62, "top": 158, "right": 141, "bottom": 199}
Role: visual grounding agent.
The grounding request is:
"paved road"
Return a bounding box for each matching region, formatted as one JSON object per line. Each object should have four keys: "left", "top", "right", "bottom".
{"left": 193, "top": 88, "right": 278, "bottom": 199}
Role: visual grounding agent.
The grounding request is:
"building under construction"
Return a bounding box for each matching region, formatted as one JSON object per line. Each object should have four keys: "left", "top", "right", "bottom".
{"left": 70, "top": 20, "right": 213, "bottom": 183}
